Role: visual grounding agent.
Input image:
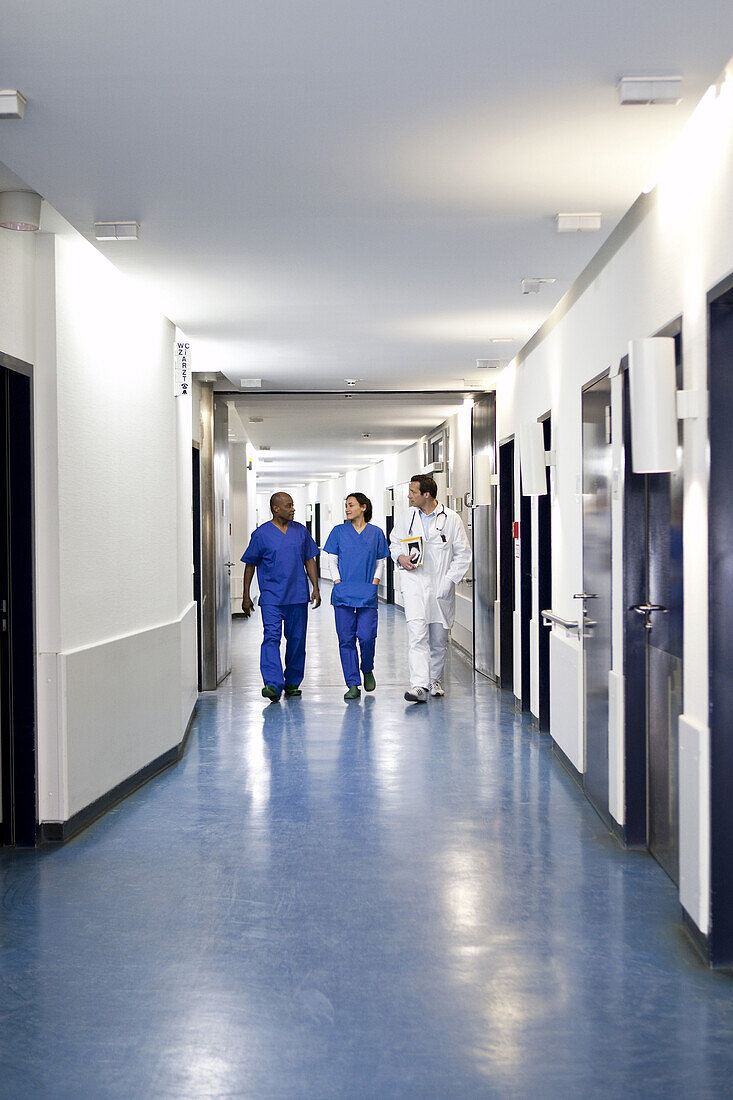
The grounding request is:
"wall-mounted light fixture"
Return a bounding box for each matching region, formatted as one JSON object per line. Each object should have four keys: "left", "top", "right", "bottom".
{"left": 0, "top": 90, "right": 27, "bottom": 119}
{"left": 94, "top": 221, "right": 139, "bottom": 241}
{"left": 0, "top": 190, "right": 42, "bottom": 231}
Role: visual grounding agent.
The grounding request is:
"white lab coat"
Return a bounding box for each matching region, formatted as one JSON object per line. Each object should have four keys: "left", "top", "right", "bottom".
{"left": 389, "top": 504, "right": 472, "bottom": 627}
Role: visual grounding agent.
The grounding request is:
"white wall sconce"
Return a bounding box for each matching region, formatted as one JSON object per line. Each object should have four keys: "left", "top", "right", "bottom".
{"left": 625, "top": 338, "right": 709, "bottom": 472}
{"left": 0, "top": 90, "right": 27, "bottom": 119}
{"left": 519, "top": 421, "right": 548, "bottom": 495}
{"left": 0, "top": 190, "right": 42, "bottom": 231}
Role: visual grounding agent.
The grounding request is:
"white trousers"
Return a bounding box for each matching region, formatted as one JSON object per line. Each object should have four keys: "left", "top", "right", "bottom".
{"left": 406, "top": 619, "right": 450, "bottom": 689}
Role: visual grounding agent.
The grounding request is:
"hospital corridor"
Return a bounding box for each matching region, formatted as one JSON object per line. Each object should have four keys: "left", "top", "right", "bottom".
{"left": 5, "top": 3, "right": 733, "bottom": 1097}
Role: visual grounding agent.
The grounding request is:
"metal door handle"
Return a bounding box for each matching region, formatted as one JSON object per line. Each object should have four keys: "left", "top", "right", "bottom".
{"left": 573, "top": 592, "right": 598, "bottom": 600}
{"left": 632, "top": 603, "right": 668, "bottom": 630}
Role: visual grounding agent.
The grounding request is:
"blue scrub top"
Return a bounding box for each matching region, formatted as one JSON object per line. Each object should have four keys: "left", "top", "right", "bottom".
{"left": 241, "top": 521, "right": 320, "bottom": 605}
{"left": 322, "top": 522, "right": 389, "bottom": 608}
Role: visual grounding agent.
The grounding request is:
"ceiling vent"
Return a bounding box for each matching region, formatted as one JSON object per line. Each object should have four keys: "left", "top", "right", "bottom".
{"left": 94, "top": 221, "right": 139, "bottom": 241}
{"left": 618, "top": 76, "right": 682, "bottom": 105}
{"left": 240, "top": 378, "right": 262, "bottom": 388}
{"left": 0, "top": 90, "right": 27, "bottom": 119}
{"left": 556, "top": 213, "right": 602, "bottom": 233}
{"left": 259, "top": 445, "right": 271, "bottom": 451}
{"left": 248, "top": 415, "right": 263, "bottom": 423}
{"left": 476, "top": 359, "right": 501, "bottom": 370}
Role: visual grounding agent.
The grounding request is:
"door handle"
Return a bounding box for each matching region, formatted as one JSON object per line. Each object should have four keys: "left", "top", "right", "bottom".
{"left": 573, "top": 592, "right": 598, "bottom": 600}
{"left": 632, "top": 603, "right": 668, "bottom": 630}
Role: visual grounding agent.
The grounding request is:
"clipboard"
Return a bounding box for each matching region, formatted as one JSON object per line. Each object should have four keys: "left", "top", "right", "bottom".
{"left": 401, "top": 535, "right": 424, "bottom": 567}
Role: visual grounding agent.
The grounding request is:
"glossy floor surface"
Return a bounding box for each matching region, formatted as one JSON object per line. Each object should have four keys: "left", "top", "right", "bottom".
{"left": 3, "top": 604, "right": 733, "bottom": 1098}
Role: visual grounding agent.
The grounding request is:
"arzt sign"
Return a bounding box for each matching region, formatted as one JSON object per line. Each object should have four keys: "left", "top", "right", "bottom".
{"left": 174, "top": 342, "right": 191, "bottom": 397}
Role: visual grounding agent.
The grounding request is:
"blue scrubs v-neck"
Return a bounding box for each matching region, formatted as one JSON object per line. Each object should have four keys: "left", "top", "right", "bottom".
{"left": 241, "top": 520, "right": 319, "bottom": 605}
{"left": 323, "top": 522, "right": 389, "bottom": 608}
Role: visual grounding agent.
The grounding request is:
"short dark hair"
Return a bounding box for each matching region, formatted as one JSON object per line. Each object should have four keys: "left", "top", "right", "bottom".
{"left": 346, "top": 491, "right": 372, "bottom": 523}
{"left": 410, "top": 474, "right": 437, "bottom": 498}
{"left": 270, "top": 492, "right": 291, "bottom": 513}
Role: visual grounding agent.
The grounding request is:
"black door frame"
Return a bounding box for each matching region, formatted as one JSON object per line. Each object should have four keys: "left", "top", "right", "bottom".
{"left": 519, "top": 464, "right": 532, "bottom": 712}
{"left": 0, "top": 352, "right": 37, "bottom": 847}
{"left": 192, "top": 444, "right": 203, "bottom": 691}
{"left": 537, "top": 415, "right": 552, "bottom": 731}
{"left": 385, "top": 488, "right": 394, "bottom": 604}
{"left": 707, "top": 273, "right": 733, "bottom": 965}
{"left": 621, "top": 317, "right": 684, "bottom": 854}
{"left": 498, "top": 438, "right": 515, "bottom": 692}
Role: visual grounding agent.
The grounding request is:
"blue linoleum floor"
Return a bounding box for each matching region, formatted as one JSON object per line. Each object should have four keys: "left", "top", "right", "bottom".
{"left": 3, "top": 602, "right": 733, "bottom": 1099}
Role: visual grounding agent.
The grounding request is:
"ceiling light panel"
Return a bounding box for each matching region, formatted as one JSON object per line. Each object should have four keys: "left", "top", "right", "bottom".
{"left": 0, "top": 90, "right": 27, "bottom": 119}
{"left": 556, "top": 213, "right": 602, "bottom": 232}
{"left": 94, "top": 221, "right": 139, "bottom": 241}
{"left": 618, "top": 76, "right": 682, "bottom": 105}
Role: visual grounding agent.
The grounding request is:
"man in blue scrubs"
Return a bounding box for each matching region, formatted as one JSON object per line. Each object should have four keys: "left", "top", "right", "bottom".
{"left": 241, "top": 492, "right": 320, "bottom": 702}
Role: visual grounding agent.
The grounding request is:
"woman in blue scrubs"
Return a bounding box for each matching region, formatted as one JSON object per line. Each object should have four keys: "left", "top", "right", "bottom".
{"left": 322, "top": 493, "right": 389, "bottom": 700}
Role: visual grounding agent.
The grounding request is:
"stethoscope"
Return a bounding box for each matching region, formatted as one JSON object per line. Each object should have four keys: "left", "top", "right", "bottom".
{"left": 408, "top": 504, "right": 448, "bottom": 542}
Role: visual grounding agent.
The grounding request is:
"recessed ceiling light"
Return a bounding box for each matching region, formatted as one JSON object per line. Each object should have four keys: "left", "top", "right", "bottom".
{"left": 476, "top": 359, "right": 501, "bottom": 369}
{"left": 556, "top": 213, "right": 602, "bottom": 233}
{"left": 0, "top": 90, "right": 27, "bottom": 119}
{"left": 490, "top": 337, "right": 515, "bottom": 344}
{"left": 94, "top": 221, "right": 139, "bottom": 241}
{"left": 618, "top": 76, "right": 682, "bottom": 106}
{"left": 521, "top": 277, "right": 557, "bottom": 295}
{"left": 344, "top": 378, "right": 359, "bottom": 386}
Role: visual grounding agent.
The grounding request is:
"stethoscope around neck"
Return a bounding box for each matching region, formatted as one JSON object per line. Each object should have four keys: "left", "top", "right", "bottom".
{"left": 409, "top": 504, "right": 447, "bottom": 542}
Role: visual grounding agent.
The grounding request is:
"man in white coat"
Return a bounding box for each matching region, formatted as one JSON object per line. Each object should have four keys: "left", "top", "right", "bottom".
{"left": 390, "top": 474, "right": 472, "bottom": 703}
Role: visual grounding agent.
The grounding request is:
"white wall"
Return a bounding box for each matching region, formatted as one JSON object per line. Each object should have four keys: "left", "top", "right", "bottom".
{"left": 2, "top": 207, "right": 198, "bottom": 825}
{"left": 495, "top": 70, "right": 733, "bottom": 936}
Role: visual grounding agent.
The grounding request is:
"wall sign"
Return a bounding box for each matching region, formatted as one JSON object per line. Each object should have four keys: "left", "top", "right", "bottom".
{"left": 174, "top": 341, "right": 191, "bottom": 397}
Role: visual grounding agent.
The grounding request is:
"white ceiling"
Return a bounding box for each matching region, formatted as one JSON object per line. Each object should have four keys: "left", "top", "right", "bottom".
{"left": 226, "top": 391, "right": 467, "bottom": 490}
{"left": 1, "top": 0, "right": 732, "bottom": 497}
{"left": 1, "top": 2, "right": 731, "bottom": 394}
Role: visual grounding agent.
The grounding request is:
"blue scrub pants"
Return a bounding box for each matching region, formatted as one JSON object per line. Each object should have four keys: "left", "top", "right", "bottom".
{"left": 334, "top": 605, "right": 378, "bottom": 687}
{"left": 260, "top": 603, "right": 308, "bottom": 691}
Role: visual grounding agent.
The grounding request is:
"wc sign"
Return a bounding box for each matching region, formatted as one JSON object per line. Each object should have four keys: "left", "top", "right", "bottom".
{"left": 174, "top": 342, "right": 191, "bottom": 397}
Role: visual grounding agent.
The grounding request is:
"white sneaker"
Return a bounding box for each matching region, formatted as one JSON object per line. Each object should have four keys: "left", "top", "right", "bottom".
{"left": 430, "top": 681, "right": 445, "bottom": 697}
{"left": 404, "top": 686, "right": 429, "bottom": 704}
